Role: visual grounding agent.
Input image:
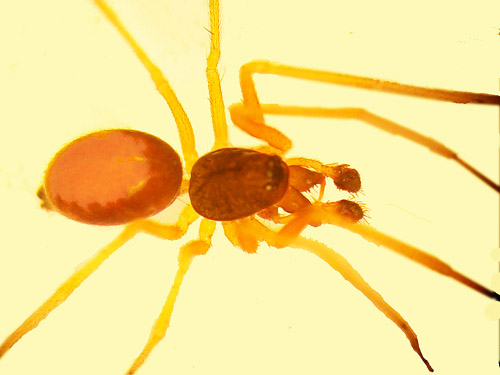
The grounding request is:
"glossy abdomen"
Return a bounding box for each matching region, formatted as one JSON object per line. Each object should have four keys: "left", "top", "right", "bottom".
{"left": 42, "top": 129, "right": 183, "bottom": 225}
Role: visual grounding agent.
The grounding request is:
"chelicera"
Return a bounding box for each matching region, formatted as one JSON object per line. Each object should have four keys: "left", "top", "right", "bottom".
{"left": 1, "top": 0, "right": 499, "bottom": 374}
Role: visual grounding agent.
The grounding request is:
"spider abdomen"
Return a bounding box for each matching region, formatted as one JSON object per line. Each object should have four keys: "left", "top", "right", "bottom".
{"left": 40, "top": 129, "right": 183, "bottom": 225}
{"left": 189, "top": 148, "right": 289, "bottom": 221}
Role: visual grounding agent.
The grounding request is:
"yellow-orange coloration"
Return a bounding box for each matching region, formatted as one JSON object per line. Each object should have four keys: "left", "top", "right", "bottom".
{"left": 288, "top": 165, "right": 325, "bottom": 194}
{"left": 0, "top": 0, "right": 499, "bottom": 374}
{"left": 42, "top": 129, "right": 182, "bottom": 225}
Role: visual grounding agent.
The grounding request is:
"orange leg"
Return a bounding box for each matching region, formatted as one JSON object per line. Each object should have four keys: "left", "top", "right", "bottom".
{"left": 229, "top": 60, "right": 500, "bottom": 193}
{"left": 227, "top": 217, "right": 433, "bottom": 372}
{"left": 264, "top": 104, "right": 500, "bottom": 193}
{"left": 0, "top": 205, "right": 199, "bottom": 359}
{"left": 274, "top": 203, "right": 499, "bottom": 301}
{"left": 95, "top": 0, "right": 230, "bottom": 156}
{"left": 126, "top": 219, "right": 216, "bottom": 375}
{"left": 229, "top": 102, "right": 292, "bottom": 152}
{"left": 205, "top": 0, "right": 229, "bottom": 150}
{"left": 93, "top": 0, "right": 198, "bottom": 171}
{"left": 238, "top": 60, "right": 500, "bottom": 109}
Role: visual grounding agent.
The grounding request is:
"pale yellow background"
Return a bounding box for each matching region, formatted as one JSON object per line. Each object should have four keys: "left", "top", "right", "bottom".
{"left": 0, "top": 0, "right": 499, "bottom": 374}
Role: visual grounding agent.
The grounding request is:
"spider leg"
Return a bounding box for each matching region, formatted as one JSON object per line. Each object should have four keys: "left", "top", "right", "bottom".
{"left": 267, "top": 104, "right": 500, "bottom": 193}
{"left": 239, "top": 60, "right": 500, "bottom": 109}
{"left": 225, "top": 218, "right": 433, "bottom": 372}
{"left": 0, "top": 205, "right": 199, "bottom": 359}
{"left": 126, "top": 219, "right": 216, "bottom": 375}
{"left": 93, "top": 0, "right": 198, "bottom": 171}
{"left": 287, "top": 236, "right": 434, "bottom": 372}
{"left": 206, "top": 0, "right": 229, "bottom": 150}
{"left": 274, "top": 203, "right": 500, "bottom": 301}
{"left": 229, "top": 102, "right": 292, "bottom": 152}
{"left": 230, "top": 60, "right": 500, "bottom": 193}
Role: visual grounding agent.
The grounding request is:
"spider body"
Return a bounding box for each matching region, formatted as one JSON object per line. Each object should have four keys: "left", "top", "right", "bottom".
{"left": 0, "top": 0, "right": 499, "bottom": 374}
{"left": 188, "top": 147, "right": 363, "bottom": 223}
{"left": 40, "top": 129, "right": 182, "bottom": 225}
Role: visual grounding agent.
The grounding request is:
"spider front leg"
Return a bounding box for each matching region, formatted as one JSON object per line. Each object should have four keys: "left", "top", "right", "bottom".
{"left": 229, "top": 104, "right": 363, "bottom": 197}
{"left": 229, "top": 60, "right": 500, "bottom": 193}
{"left": 274, "top": 202, "right": 499, "bottom": 301}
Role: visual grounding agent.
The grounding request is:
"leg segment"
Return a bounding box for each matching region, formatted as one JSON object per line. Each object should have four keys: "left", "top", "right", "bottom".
{"left": 231, "top": 60, "right": 500, "bottom": 193}
{"left": 266, "top": 104, "right": 500, "bottom": 193}
{"left": 275, "top": 203, "right": 500, "bottom": 300}
{"left": 229, "top": 102, "right": 292, "bottom": 152}
{"left": 0, "top": 205, "right": 199, "bottom": 359}
{"left": 93, "top": 0, "right": 198, "bottom": 171}
{"left": 206, "top": 0, "right": 229, "bottom": 150}
{"left": 126, "top": 219, "right": 216, "bottom": 375}
{"left": 226, "top": 218, "right": 433, "bottom": 371}
{"left": 239, "top": 60, "right": 500, "bottom": 109}
{"left": 289, "top": 236, "right": 433, "bottom": 372}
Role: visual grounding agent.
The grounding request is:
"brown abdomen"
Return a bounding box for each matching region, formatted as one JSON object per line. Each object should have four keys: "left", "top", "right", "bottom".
{"left": 43, "top": 129, "right": 182, "bottom": 225}
{"left": 189, "top": 148, "right": 289, "bottom": 221}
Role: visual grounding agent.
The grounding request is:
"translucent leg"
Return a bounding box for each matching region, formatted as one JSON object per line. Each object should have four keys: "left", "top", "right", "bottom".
{"left": 287, "top": 236, "right": 434, "bottom": 372}
{"left": 265, "top": 104, "right": 500, "bottom": 193}
{"left": 126, "top": 219, "right": 216, "bottom": 375}
{"left": 229, "top": 102, "right": 292, "bottom": 152}
{"left": 229, "top": 100, "right": 499, "bottom": 193}
{"left": 92, "top": 0, "right": 198, "bottom": 171}
{"left": 0, "top": 205, "right": 199, "bottom": 359}
{"left": 233, "top": 60, "right": 499, "bottom": 148}
{"left": 274, "top": 204, "right": 500, "bottom": 301}
{"left": 239, "top": 60, "right": 500, "bottom": 110}
{"left": 226, "top": 218, "right": 433, "bottom": 372}
{"left": 206, "top": 0, "right": 229, "bottom": 150}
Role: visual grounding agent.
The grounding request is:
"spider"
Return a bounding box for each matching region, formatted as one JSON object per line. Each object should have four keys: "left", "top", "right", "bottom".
{"left": 0, "top": 0, "right": 498, "bottom": 375}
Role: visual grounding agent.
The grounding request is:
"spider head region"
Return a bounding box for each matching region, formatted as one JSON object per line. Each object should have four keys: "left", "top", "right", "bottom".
{"left": 189, "top": 148, "right": 289, "bottom": 221}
